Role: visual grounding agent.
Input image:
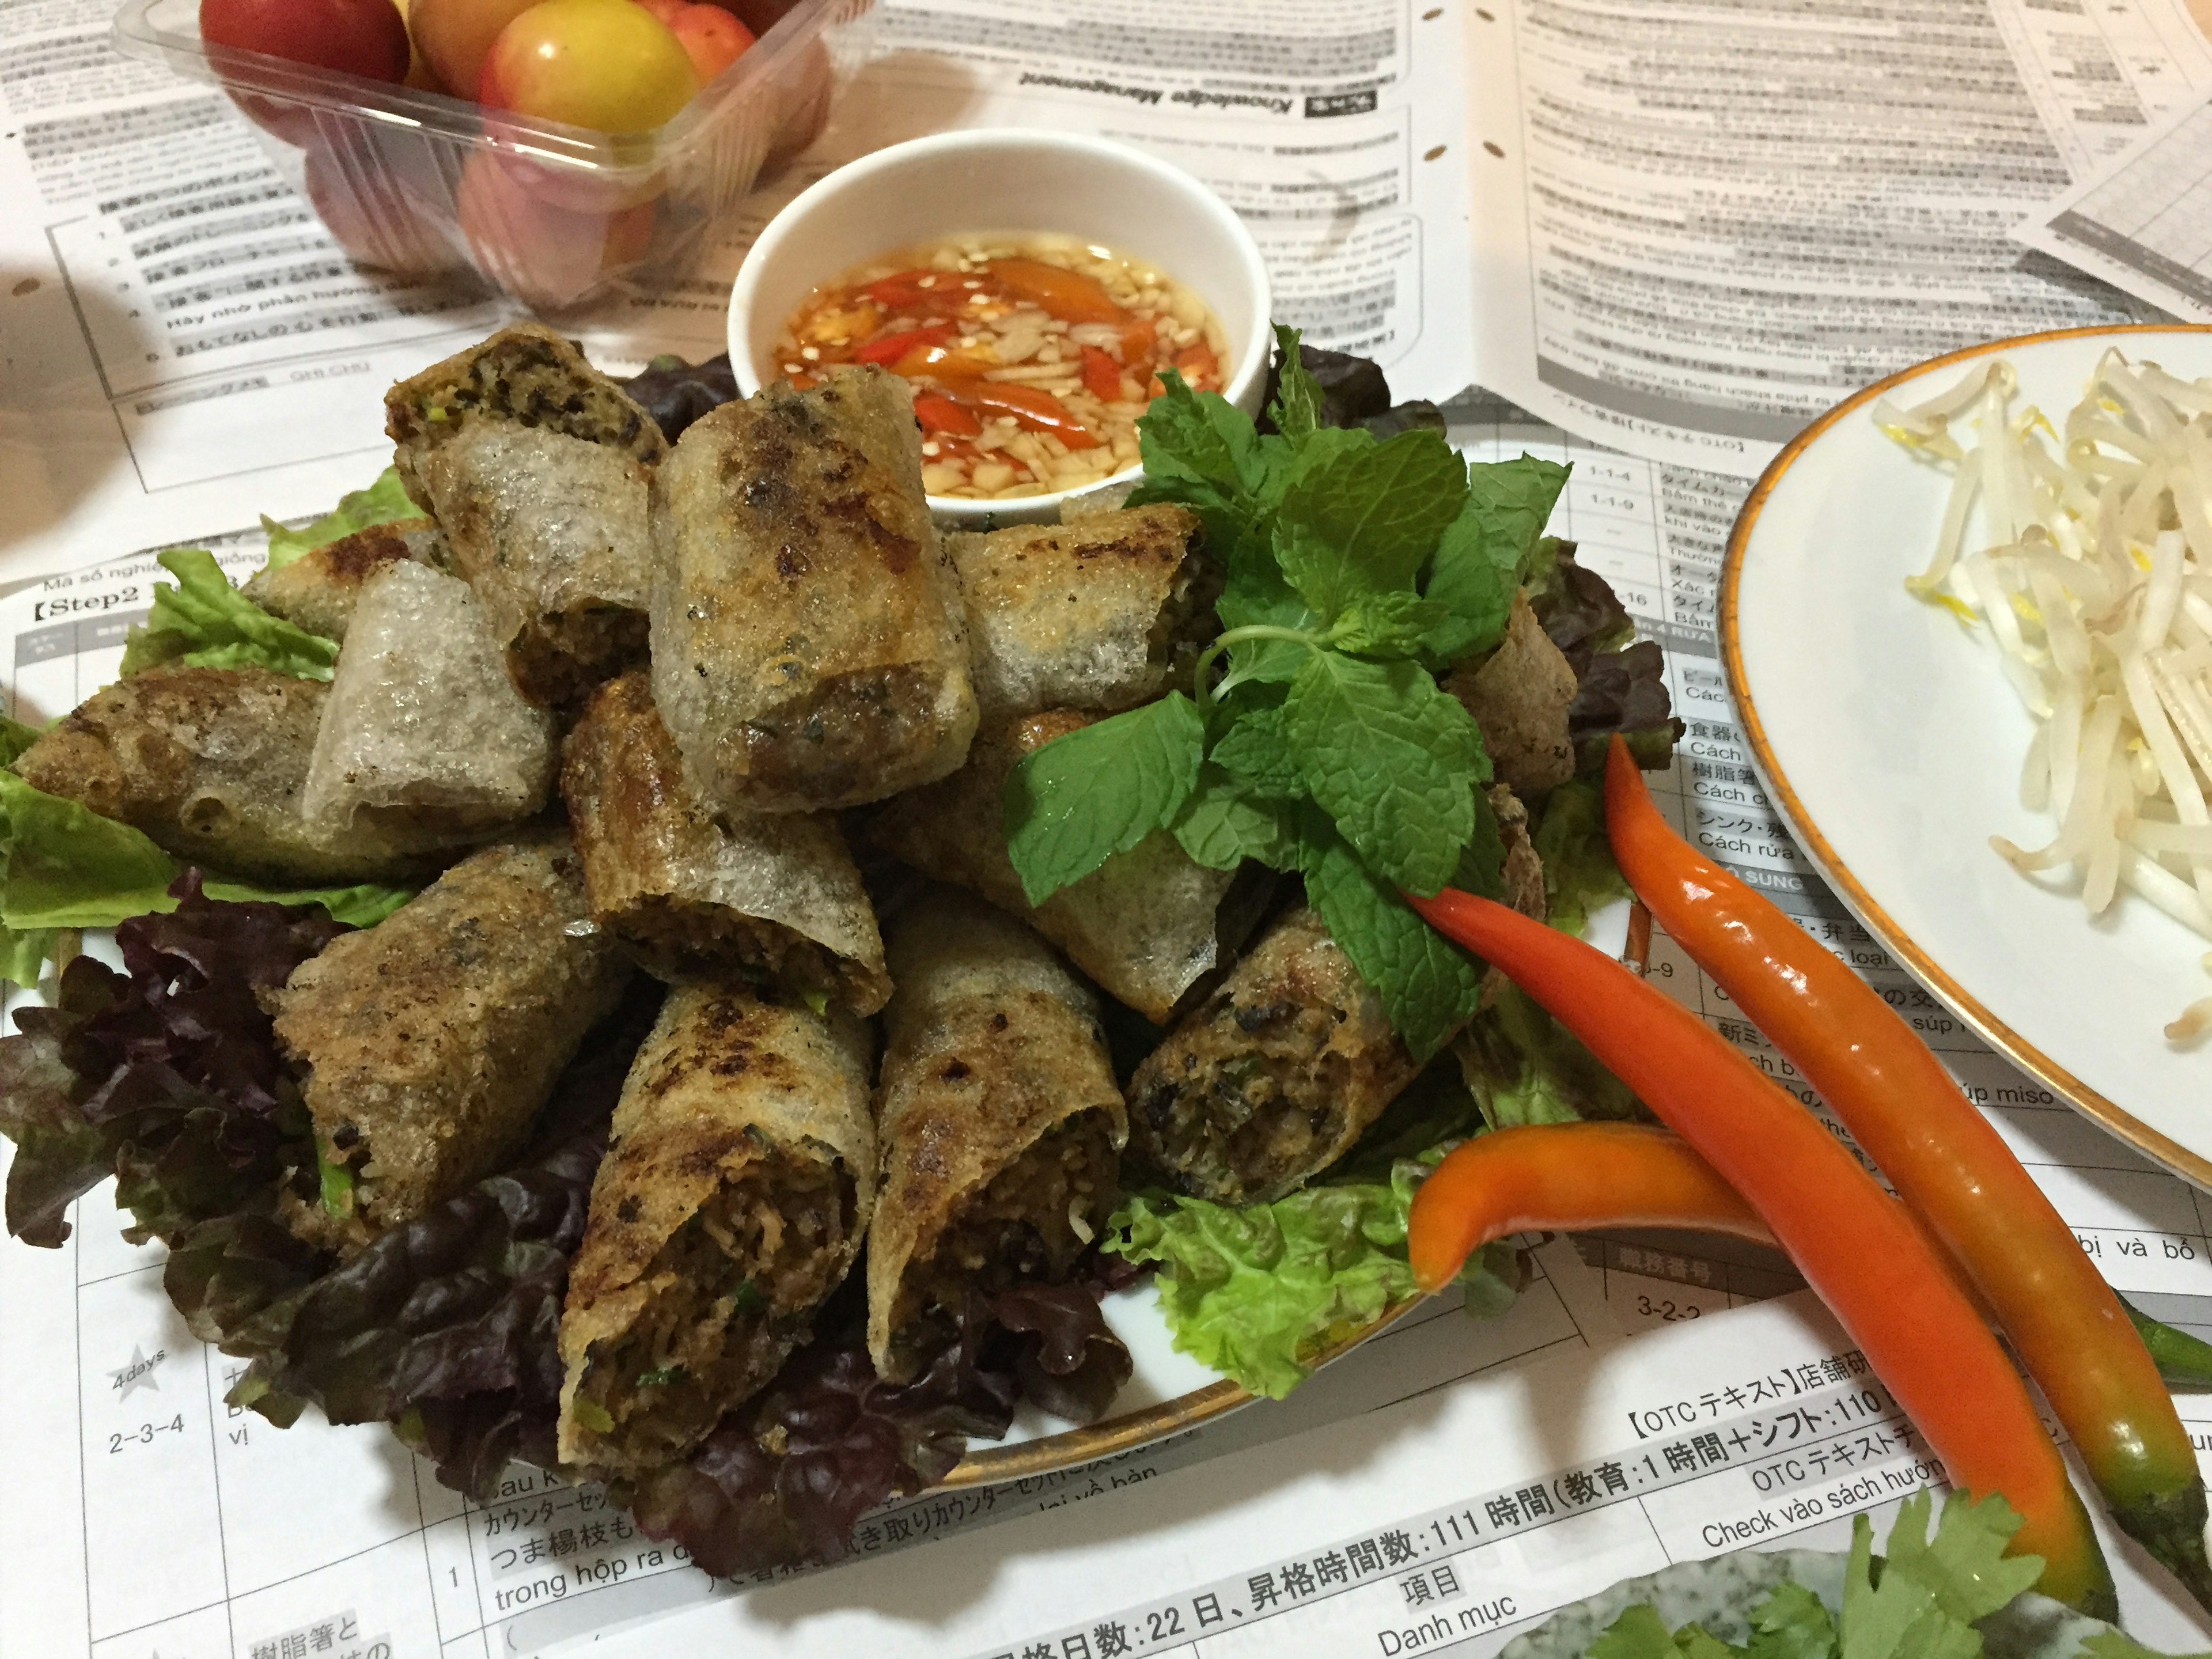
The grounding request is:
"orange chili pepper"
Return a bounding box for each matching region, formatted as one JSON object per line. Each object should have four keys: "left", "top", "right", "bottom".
{"left": 1410, "top": 1123, "right": 1766, "bottom": 1292}
{"left": 853, "top": 323, "right": 953, "bottom": 365}
{"left": 965, "top": 381, "right": 1099, "bottom": 448}
{"left": 1081, "top": 344, "right": 1126, "bottom": 404}
{"left": 1121, "top": 319, "right": 1158, "bottom": 368}
{"left": 912, "top": 391, "right": 982, "bottom": 437}
{"left": 1173, "top": 340, "right": 1218, "bottom": 388}
{"left": 988, "top": 257, "right": 1127, "bottom": 324}
{"left": 1404, "top": 886, "right": 2116, "bottom": 1616}
{"left": 1604, "top": 737, "right": 2212, "bottom": 1609}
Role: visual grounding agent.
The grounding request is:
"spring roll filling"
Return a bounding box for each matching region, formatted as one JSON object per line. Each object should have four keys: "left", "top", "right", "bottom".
{"left": 615, "top": 896, "right": 854, "bottom": 1007}
{"left": 1135, "top": 1003, "right": 1367, "bottom": 1196}
{"left": 572, "top": 1149, "right": 852, "bottom": 1463}
{"left": 887, "top": 1111, "right": 1118, "bottom": 1357}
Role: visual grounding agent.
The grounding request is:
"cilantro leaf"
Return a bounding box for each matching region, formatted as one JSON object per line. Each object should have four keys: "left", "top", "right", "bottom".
{"left": 260, "top": 466, "right": 417, "bottom": 571}
{"left": 1297, "top": 813, "right": 1483, "bottom": 1063}
{"left": 1744, "top": 1582, "right": 1839, "bottom": 1659}
{"left": 119, "top": 550, "right": 340, "bottom": 681}
{"left": 1283, "top": 652, "right": 1486, "bottom": 895}
{"left": 1005, "top": 694, "right": 1206, "bottom": 903}
{"left": 1589, "top": 1605, "right": 1681, "bottom": 1659}
{"left": 1877, "top": 1491, "right": 2041, "bottom": 1624}
{"left": 1422, "top": 454, "right": 1572, "bottom": 663}
{"left": 1327, "top": 590, "right": 1452, "bottom": 658}
{"left": 1274, "top": 429, "right": 1469, "bottom": 615}
{"left": 1840, "top": 1510, "right": 1978, "bottom": 1659}
{"left": 1267, "top": 323, "right": 1323, "bottom": 442}
{"left": 2083, "top": 1634, "right": 2212, "bottom": 1659}
{"left": 1212, "top": 704, "right": 1304, "bottom": 800}
{"left": 1173, "top": 767, "right": 1298, "bottom": 872}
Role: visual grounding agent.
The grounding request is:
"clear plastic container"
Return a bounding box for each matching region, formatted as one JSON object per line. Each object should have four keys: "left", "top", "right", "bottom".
{"left": 112, "top": 0, "right": 878, "bottom": 313}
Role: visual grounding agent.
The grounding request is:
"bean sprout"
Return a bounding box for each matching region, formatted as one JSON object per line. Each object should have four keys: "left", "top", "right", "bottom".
{"left": 1887, "top": 350, "right": 2212, "bottom": 1043}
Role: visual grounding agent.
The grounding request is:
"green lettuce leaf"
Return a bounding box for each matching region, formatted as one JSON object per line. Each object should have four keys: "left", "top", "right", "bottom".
{"left": 1533, "top": 778, "right": 1633, "bottom": 938}
{"left": 260, "top": 467, "right": 416, "bottom": 572}
{"left": 119, "top": 550, "right": 340, "bottom": 681}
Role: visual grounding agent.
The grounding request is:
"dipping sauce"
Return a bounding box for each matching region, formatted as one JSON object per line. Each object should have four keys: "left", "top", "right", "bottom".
{"left": 774, "top": 233, "right": 1229, "bottom": 500}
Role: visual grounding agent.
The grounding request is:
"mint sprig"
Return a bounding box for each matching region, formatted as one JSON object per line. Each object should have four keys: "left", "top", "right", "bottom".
{"left": 1003, "top": 327, "right": 1570, "bottom": 1061}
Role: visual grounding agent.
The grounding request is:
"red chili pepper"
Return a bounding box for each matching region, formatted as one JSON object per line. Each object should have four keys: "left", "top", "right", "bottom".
{"left": 1410, "top": 1124, "right": 1765, "bottom": 1293}
{"left": 988, "top": 257, "right": 1127, "bottom": 324}
{"left": 1081, "top": 344, "right": 1126, "bottom": 404}
{"left": 865, "top": 268, "right": 941, "bottom": 309}
{"left": 1173, "top": 340, "right": 1218, "bottom": 388}
{"left": 1604, "top": 737, "right": 2212, "bottom": 1609}
{"left": 912, "top": 391, "right": 982, "bottom": 437}
{"left": 1404, "top": 886, "right": 2115, "bottom": 1616}
{"left": 965, "top": 381, "right": 1100, "bottom": 448}
{"left": 852, "top": 323, "right": 953, "bottom": 366}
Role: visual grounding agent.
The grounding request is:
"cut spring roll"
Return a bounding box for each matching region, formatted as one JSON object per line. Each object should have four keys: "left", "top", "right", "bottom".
{"left": 388, "top": 324, "right": 666, "bottom": 707}
{"left": 242, "top": 517, "right": 448, "bottom": 643}
{"left": 869, "top": 889, "right": 1126, "bottom": 1381}
{"left": 948, "top": 504, "right": 1217, "bottom": 720}
{"left": 561, "top": 672, "right": 890, "bottom": 1013}
{"left": 866, "top": 711, "right": 1259, "bottom": 1023}
{"left": 557, "top": 980, "right": 874, "bottom": 1475}
{"left": 1125, "top": 907, "right": 1419, "bottom": 1205}
{"left": 649, "top": 368, "right": 977, "bottom": 814}
{"left": 304, "top": 561, "right": 558, "bottom": 837}
{"left": 13, "top": 665, "right": 476, "bottom": 884}
{"left": 270, "top": 834, "right": 632, "bottom": 1253}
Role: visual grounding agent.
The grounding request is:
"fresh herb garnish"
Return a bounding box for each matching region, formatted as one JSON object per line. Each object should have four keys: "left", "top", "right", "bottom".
{"left": 258, "top": 467, "right": 417, "bottom": 573}
{"left": 1002, "top": 327, "right": 1571, "bottom": 1061}
{"left": 119, "top": 548, "right": 341, "bottom": 681}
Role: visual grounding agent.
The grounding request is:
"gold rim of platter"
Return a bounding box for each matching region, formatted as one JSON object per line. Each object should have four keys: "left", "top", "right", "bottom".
{"left": 1719, "top": 321, "right": 2212, "bottom": 1194}
{"left": 937, "top": 1297, "right": 1423, "bottom": 1486}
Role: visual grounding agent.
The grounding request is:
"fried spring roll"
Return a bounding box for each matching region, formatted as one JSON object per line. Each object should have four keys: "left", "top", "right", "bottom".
{"left": 270, "top": 834, "right": 632, "bottom": 1253}
{"left": 557, "top": 982, "right": 874, "bottom": 1475}
{"left": 1126, "top": 907, "right": 1419, "bottom": 1205}
{"left": 866, "top": 711, "right": 1253, "bottom": 1022}
{"left": 303, "top": 562, "right": 558, "bottom": 837}
{"left": 387, "top": 324, "right": 666, "bottom": 707}
{"left": 948, "top": 505, "right": 1217, "bottom": 720}
{"left": 241, "top": 517, "right": 448, "bottom": 643}
{"left": 561, "top": 673, "right": 890, "bottom": 1013}
{"left": 649, "top": 368, "right": 978, "bottom": 814}
{"left": 868, "top": 890, "right": 1126, "bottom": 1381}
{"left": 13, "top": 665, "right": 476, "bottom": 884}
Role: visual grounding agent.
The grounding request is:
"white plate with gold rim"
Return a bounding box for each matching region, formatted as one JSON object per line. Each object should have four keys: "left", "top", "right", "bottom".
{"left": 1722, "top": 324, "right": 2212, "bottom": 1188}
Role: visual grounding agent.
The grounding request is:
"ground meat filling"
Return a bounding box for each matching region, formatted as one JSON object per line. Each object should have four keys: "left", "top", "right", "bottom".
{"left": 578, "top": 1153, "right": 852, "bottom": 1468}
{"left": 891, "top": 1112, "right": 1119, "bottom": 1364}
{"left": 619, "top": 895, "right": 847, "bottom": 1004}
{"left": 1141, "top": 997, "right": 1357, "bottom": 1201}
{"left": 1145, "top": 545, "right": 1226, "bottom": 686}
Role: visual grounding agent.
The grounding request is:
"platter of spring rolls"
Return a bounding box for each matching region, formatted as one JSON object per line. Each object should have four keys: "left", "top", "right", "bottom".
{"left": 0, "top": 320, "right": 1674, "bottom": 1575}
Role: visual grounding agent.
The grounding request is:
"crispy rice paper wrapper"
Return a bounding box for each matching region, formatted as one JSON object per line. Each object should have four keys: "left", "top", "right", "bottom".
{"left": 13, "top": 665, "right": 479, "bottom": 885}
{"left": 242, "top": 517, "right": 449, "bottom": 643}
{"left": 561, "top": 673, "right": 889, "bottom": 1012}
{"left": 1126, "top": 907, "right": 1420, "bottom": 1205}
{"left": 866, "top": 711, "right": 1263, "bottom": 1023}
{"left": 268, "top": 833, "right": 632, "bottom": 1253}
{"left": 388, "top": 324, "right": 666, "bottom": 707}
{"left": 648, "top": 368, "right": 978, "bottom": 815}
{"left": 556, "top": 981, "right": 876, "bottom": 1476}
{"left": 303, "top": 562, "right": 558, "bottom": 837}
{"left": 868, "top": 889, "right": 1127, "bottom": 1382}
{"left": 948, "top": 505, "right": 1217, "bottom": 721}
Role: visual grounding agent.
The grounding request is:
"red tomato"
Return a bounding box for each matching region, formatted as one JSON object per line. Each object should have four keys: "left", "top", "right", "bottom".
{"left": 668, "top": 3, "right": 753, "bottom": 82}
{"left": 305, "top": 139, "right": 458, "bottom": 278}
{"left": 407, "top": 0, "right": 540, "bottom": 99}
{"left": 456, "top": 149, "right": 656, "bottom": 309}
{"left": 479, "top": 0, "right": 699, "bottom": 132}
{"left": 200, "top": 0, "right": 410, "bottom": 80}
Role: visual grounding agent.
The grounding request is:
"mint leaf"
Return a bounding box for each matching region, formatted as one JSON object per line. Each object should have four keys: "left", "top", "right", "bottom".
{"left": 1214, "top": 562, "right": 1319, "bottom": 687}
{"left": 1005, "top": 694, "right": 1206, "bottom": 903}
{"left": 1879, "top": 1491, "right": 2041, "bottom": 1623}
{"left": 1745, "top": 1583, "right": 1839, "bottom": 1659}
{"left": 1212, "top": 704, "right": 1304, "bottom": 800}
{"left": 1173, "top": 767, "right": 1298, "bottom": 871}
{"left": 1422, "top": 454, "right": 1571, "bottom": 663}
{"left": 1135, "top": 371, "right": 1262, "bottom": 497}
{"left": 1268, "top": 323, "right": 1323, "bottom": 442}
{"left": 1467, "top": 454, "right": 1573, "bottom": 584}
{"left": 1284, "top": 652, "right": 1486, "bottom": 895}
{"left": 1298, "top": 813, "right": 1483, "bottom": 1063}
{"left": 1454, "top": 786, "right": 1507, "bottom": 901}
{"left": 260, "top": 467, "right": 417, "bottom": 572}
{"left": 1327, "top": 590, "right": 1452, "bottom": 658}
{"left": 1589, "top": 1605, "right": 1680, "bottom": 1659}
{"left": 1274, "top": 429, "right": 1469, "bottom": 612}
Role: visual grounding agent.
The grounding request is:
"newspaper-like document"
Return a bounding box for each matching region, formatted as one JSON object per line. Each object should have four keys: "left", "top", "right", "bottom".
{"left": 10, "top": 0, "right": 2212, "bottom": 1654}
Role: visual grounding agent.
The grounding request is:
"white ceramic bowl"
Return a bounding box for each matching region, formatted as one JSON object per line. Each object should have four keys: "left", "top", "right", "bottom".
{"left": 727, "top": 128, "right": 1272, "bottom": 525}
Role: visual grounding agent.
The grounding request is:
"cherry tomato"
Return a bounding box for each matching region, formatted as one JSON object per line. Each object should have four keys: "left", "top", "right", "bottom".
{"left": 456, "top": 149, "right": 656, "bottom": 309}
{"left": 667, "top": 3, "right": 753, "bottom": 82}
{"left": 1081, "top": 344, "right": 1125, "bottom": 403}
{"left": 406, "top": 0, "right": 539, "bottom": 101}
{"left": 479, "top": 0, "right": 699, "bottom": 131}
{"left": 634, "top": 0, "right": 685, "bottom": 17}
{"left": 913, "top": 392, "right": 982, "bottom": 437}
{"left": 988, "top": 257, "right": 1126, "bottom": 324}
{"left": 200, "top": 0, "right": 410, "bottom": 80}
{"left": 306, "top": 138, "right": 457, "bottom": 278}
